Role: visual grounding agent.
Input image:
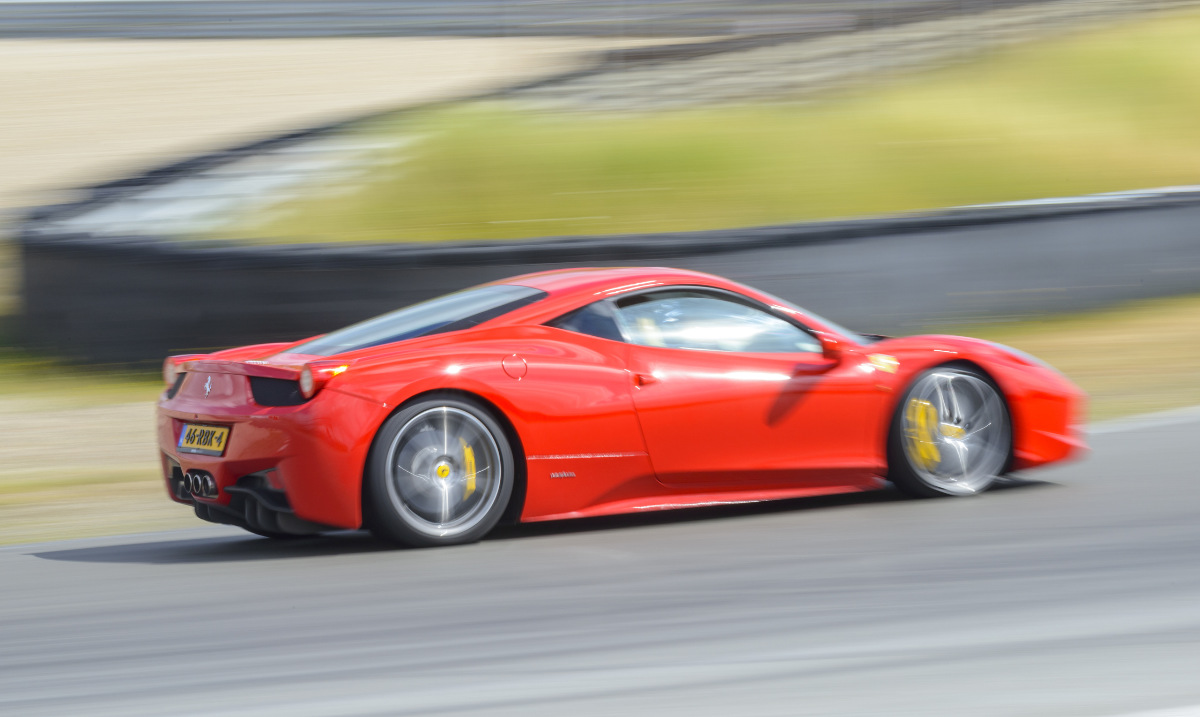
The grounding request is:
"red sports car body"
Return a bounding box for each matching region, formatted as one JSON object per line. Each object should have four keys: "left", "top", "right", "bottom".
{"left": 157, "top": 267, "right": 1085, "bottom": 546}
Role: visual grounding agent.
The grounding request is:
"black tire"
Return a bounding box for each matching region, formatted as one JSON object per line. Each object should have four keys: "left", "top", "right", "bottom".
{"left": 364, "top": 395, "right": 514, "bottom": 547}
{"left": 887, "top": 365, "right": 1012, "bottom": 498}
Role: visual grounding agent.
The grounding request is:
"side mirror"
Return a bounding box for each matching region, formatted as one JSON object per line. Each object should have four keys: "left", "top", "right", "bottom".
{"left": 817, "top": 332, "right": 844, "bottom": 361}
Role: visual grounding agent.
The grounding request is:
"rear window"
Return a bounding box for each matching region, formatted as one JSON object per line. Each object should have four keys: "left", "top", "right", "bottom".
{"left": 289, "top": 285, "right": 546, "bottom": 357}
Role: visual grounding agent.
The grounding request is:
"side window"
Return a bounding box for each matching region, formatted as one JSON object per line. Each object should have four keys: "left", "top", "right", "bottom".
{"left": 613, "top": 290, "right": 821, "bottom": 354}
{"left": 546, "top": 301, "right": 625, "bottom": 342}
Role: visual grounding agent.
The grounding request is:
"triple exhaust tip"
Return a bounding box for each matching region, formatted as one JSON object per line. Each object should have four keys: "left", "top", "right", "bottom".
{"left": 185, "top": 472, "right": 217, "bottom": 498}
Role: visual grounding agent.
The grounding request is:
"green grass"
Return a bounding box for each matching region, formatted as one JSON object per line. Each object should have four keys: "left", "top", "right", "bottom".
{"left": 227, "top": 9, "right": 1200, "bottom": 243}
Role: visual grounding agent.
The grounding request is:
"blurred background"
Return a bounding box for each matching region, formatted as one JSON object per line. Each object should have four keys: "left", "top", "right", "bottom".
{"left": 8, "top": 4, "right": 1200, "bottom": 717}
{"left": 3, "top": 0, "right": 1200, "bottom": 542}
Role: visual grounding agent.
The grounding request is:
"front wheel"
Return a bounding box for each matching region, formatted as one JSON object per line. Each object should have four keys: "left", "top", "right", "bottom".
{"left": 364, "top": 396, "right": 514, "bottom": 547}
{"left": 888, "top": 366, "right": 1011, "bottom": 498}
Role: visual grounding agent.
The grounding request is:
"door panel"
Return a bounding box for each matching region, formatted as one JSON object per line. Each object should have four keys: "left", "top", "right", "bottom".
{"left": 628, "top": 345, "right": 877, "bottom": 487}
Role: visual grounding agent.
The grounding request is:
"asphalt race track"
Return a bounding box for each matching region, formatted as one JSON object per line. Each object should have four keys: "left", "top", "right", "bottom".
{"left": 3, "top": 408, "right": 1200, "bottom": 716}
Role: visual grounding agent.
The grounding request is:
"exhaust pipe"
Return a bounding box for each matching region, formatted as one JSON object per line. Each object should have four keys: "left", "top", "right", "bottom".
{"left": 184, "top": 471, "right": 216, "bottom": 498}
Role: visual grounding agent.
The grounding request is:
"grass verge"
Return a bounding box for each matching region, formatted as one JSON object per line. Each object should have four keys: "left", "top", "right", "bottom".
{"left": 2, "top": 293, "right": 1199, "bottom": 545}
{"left": 0, "top": 355, "right": 193, "bottom": 545}
{"left": 953, "top": 294, "right": 1200, "bottom": 421}
{"left": 229, "top": 8, "right": 1200, "bottom": 243}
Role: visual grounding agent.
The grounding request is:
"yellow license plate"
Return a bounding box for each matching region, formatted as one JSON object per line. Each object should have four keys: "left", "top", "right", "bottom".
{"left": 178, "top": 424, "right": 230, "bottom": 456}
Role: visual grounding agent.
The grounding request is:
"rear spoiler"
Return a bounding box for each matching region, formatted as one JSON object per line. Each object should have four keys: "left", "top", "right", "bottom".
{"left": 183, "top": 359, "right": 303, "bottom": 381}
{"left": 165, "top": 343, "right": 312, "bottom": 381}
{"left": 165, "top": 350, "right": 351, "bottom": 399}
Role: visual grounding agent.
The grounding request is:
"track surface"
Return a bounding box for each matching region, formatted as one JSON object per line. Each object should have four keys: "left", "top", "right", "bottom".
{"left": 3, "top": 410, "right": 1200, "bottom": 716}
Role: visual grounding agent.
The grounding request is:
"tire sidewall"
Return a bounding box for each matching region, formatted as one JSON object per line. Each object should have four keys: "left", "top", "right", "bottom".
{"left": 364, "top": 395, "right": 514, "bottom": 547}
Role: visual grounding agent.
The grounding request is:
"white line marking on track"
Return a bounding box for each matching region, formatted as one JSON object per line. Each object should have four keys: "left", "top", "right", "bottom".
{"left": 1089, "top": 404, "right": 1200, "bottom": 435}
{"left": 962, "top": 184, "right": 1200, "bottom": 210}
{"left": 1100, "top": 706, "right": 1200, "bottom": 717}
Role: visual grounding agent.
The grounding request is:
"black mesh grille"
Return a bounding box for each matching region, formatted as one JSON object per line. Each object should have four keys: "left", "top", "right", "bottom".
{"left": 249, "top": 376, "right": 309, "bottom": 406}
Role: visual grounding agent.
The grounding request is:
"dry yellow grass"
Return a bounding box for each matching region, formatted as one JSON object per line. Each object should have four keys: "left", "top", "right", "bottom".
{"left": 0, "top": 479, "right": 195, "bottom": 546}
{"left": 0, "top": 396, "right": 189, "bottom": 544}
{"left": 962, "top": 294, "right": 1200, "bottom": 421}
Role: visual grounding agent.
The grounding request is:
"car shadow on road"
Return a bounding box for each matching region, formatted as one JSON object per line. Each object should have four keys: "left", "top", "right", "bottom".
{"left": 486, "top": 476, "right": 1057, "bottom": 542}
{"left": 487, "top": 485, "right": 906, "bottom": 541}
{"left": 30, "top": 530, "right": 394, "bottom": 565}
{"left": 29, "top": 478, "right": 1057, "bottom": 565}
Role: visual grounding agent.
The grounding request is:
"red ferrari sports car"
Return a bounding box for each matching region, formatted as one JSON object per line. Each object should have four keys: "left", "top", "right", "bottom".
{"left": 158, "top": 267, "right": 1085, "bottom": 546}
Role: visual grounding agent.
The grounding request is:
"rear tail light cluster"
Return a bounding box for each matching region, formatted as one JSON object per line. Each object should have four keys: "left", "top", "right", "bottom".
{"left": 299, "top": 365, "right": 316, "bottom": 398}
{"left": 162, "top": 354, "right": 347, "bottom": 401}
{"left": 163, "top": 354, "right": 206, "bottom": 387}
{"left": 163, "top": 357, "right": 183, "bottom": 386}
{"left": 299, "top": 363, "right": 348, "bottom": 399}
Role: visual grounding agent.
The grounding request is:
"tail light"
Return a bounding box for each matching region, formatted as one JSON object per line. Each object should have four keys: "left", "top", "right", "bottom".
{"left": 163, "top": 357, "right": 181, "bottom": 386}
{"left": 163, "top": 354, "right": 205, "bottom": 386}
{"left": 299, "top": 362, "right": 349, "bottom": 399}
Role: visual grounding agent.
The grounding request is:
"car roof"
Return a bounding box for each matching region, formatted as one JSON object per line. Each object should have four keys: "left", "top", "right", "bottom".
{"left": 498, "top": 267, "right": 734, "bottom": 300}
{"left": 487, "top": 267, "right": 857, "bottom": 343}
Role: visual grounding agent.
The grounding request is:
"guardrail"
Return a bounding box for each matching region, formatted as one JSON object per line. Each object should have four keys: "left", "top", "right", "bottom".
{"left": 0, "top": 0, "right": 1034, "bottom": 39}
{"left": 15, "top": 0, "right": 1200, "bottom": 364}
{"left": 18, "top": 178, "right": 1200, "bottom": 363}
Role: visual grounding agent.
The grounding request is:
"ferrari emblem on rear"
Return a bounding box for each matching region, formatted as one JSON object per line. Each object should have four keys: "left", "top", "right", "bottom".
{"left": 203, "top": 376, "right": 213, "bottom": 398}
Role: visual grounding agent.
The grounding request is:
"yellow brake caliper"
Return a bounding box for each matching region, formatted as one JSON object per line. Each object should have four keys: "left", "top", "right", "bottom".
{"left": 905, "top": 398, "right": 941, "bottom": 470}
{"left": 459, "top": 438, "right": 476, "bottom": 500}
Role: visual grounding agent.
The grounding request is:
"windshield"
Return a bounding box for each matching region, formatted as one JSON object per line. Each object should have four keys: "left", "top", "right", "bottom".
{"left": 757, "top": 291, "right": 866, "bottom": 344}
{"left": 289, "top": 284, "right": 546, "bottom": 357}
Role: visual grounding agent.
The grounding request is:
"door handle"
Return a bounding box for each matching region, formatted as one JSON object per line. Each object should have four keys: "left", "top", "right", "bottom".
{"left": 634, "top": 373, "right": 658, "bottom": 387}
{"left": 792, "top": 359, "right": 837, "bottom": 375}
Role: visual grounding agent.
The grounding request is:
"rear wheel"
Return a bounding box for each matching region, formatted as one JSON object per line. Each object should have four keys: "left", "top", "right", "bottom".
{"left": 888, "top": 366, "right": 1011, "bottom": 498}
{"left": 364, "top": 396, "right": 513, "bottom": 547}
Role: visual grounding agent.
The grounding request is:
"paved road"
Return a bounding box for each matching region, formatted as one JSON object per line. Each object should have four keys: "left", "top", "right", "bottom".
{"left": 3, "top": 408, "right": 1200, "bottom": 716}
{"left": 0, "top": 0, "right": 1045, "bottom": 38}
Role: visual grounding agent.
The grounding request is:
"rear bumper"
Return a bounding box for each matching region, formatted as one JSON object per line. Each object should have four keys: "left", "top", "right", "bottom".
{"left": 157, "top": 386, "right": 385, "bottom": 530}
{"left": 163, "top": 460, "right": 333, "bottom": 535}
